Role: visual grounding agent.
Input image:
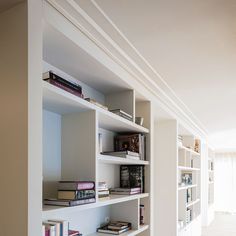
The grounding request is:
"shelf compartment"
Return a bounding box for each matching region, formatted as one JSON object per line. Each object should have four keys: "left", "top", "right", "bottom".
{"left": 88, "top": 224, "right": 149, "bottom": 236}
{"left": 43, "top": 193, "right": 149, "bottom": 218}
{"left": 186, "top": 199, "right": 200, "bottom": 208}
{"left": 43, "top": 81, "right": 149, "bottom": 133}
{"left": 178, "top": 184, "right": 197, "bottom": 191}
{"left": 98, "top": 154, "right": 149, "bottom": 165}
{"left": 178, "top": 145, "right": 200, "bottom": 157}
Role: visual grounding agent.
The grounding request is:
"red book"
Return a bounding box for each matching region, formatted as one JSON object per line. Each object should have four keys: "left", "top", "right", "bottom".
{"left": 69, "top": 230, "right": 80, "bottom": 236}
{"left": 58, "top": 181, "right": 95, "bottom": 191}
{"left": 45, "top": 229, "right": 50, "bottom": 236}
{"left": 46, "top": 79, "right": 84, "bottom": 98}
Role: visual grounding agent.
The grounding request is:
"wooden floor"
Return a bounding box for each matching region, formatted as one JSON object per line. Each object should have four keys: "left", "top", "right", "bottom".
{"left": 202, "top": 212, "right": 236, "bottom": 236}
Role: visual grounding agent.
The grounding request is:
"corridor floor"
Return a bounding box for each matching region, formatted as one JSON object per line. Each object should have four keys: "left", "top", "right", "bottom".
{"left": 202, "top": 212, "right": 236, "bottom": 236}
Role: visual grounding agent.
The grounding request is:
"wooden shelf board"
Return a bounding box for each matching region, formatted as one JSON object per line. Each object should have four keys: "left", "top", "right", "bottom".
{"left": 186, "top": 198, "right": 200, "bottom": 208}
{"left": 43, "top": 193, "right": 149, "bottom": 218}
{"left": 178, "top": 184, "right": 197, "bottom": 191}
{"left": 43, "top": 81, "right": 149, "bottom": 133}
{"left": 178, "top": 166, "right": 200, "bottom": 171}
{"left": 88, "top": 224, "right": 149, "bottom": 236}
{"left": 98, "top": 154, "right": 149, "bottom": 165}
{"left": 178, "top": 145, "right": 200, "bottom": 157}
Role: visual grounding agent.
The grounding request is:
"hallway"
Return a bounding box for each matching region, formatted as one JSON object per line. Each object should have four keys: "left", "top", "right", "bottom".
{"left": 202, "top": 213, "right": 236, "bottom": 236}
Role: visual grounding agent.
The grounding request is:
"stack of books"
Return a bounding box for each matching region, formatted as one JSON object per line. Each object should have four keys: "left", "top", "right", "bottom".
{"left": 101, "top": 150, "right": 140, "bottom": 161}
{"left": 110, "top": 109, "right": 133, "bottom": 121}
{"left": 43, "top": 71, "right": 84, "bottom": 98}
{"left": 110, "top": 187, "right": 141, "bottom": 195}
{"left": 85, "top": 98, "right": 108, "bottom": 110}
{"left": 98, "top": 182, "right": 110, "bottom": 200}
{"left": 97, "top": 221, "right": 131, "bottom": 235}
{"left": 114, "top": 134, "right": 146, "bottom": 160}
{"left": 42, "top": 220, "right": 82, "bottom": 236}
{"left": 44, "top": 181, "right": 96, "bottom": 207}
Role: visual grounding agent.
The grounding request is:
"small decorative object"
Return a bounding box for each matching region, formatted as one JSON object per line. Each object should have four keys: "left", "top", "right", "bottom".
{"left": 135, "top": 117, "right": 144, "bottom": 126}
{"left": 140, "top": 204, "right": 145, "bottom": 224}
{"left": 194, "top": 139, "right": 200, "bottom": 153}
{"left": 98, "top": 133, "right": 103, "bottom": 153}
{"left": 181, "top": 172, "right": 192, "bottom": 185}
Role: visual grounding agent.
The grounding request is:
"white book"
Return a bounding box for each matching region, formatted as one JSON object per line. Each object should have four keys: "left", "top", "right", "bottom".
{"left": 48, "top": 220, "right": 69, "bottom": 236}
{"left": 42, "top": 225, "right": 45, "bottom": 236}
{"left": 47, "top": 221, "right": 61, "bottom": 236}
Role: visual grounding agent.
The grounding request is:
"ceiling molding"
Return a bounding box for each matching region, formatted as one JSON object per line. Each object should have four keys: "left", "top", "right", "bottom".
{"left": 46, "top": 0, "right": 208, "bottom": 138}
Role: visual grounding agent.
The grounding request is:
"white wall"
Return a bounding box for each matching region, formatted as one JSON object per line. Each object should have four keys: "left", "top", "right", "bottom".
{"left": 0, "top": 1, "right": 42, "bottom": 235}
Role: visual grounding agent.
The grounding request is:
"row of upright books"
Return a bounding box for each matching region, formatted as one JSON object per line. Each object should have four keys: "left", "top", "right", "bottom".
{"left": 43, "top": 71, "right": 141, "bottom": 123}
{"left": 42, "top": 220, "right": 81, "bottom": 236}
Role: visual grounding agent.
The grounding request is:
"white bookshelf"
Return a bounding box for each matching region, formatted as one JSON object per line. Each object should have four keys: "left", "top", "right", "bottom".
{"left": 2, "top": 1, "right": 208, "bottom": 236}
{"left": 42, "top": 2, "right": 152, "bottom": 235}
{"left": 154, "top": 121, "right": 202, "bottom": 236}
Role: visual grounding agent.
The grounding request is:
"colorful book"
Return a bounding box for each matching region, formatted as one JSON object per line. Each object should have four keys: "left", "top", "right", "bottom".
{"left": 44, "top": 198, "right": 96, "bottom": 207}
{"left": 43, "top": 71, "right": 82, "bottom": 93}
{"left": 114, "top": 134, "right": 146, "bottom": 160}
{"left": 58, "top": 181, "right": 95, "bottom": 191}
{"left": 58, "top": 189, "right": 95, "bottom": 200}
{"left": 45, "top": 79, "right": 84, "bottom": 98}
{"left": 68, "top": 230, "right": 80, "bottom": 236}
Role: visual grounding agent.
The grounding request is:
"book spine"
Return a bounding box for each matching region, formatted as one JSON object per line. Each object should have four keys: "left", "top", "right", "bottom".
{"left": 47, "top": 71, "right": 82, "bottom": 93}
{"left": 70, "top": 197, "right": 96, "bottom": 206}
{"left": 47, "top": 79, "right": 84, "bottom": 98}
{"left": 77, "top": 182, "right": 95, "bottom": 190}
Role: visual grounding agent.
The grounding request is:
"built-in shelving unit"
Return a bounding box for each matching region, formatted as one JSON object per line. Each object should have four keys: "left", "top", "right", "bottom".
{"left": 206, "top": 148, "right": 215, "bottom": 225}
{"left": 154, "top": 121, "right": 202, "bottom": 236}
{"left": 42, "top": 2, "right": 152, "bottom": 235}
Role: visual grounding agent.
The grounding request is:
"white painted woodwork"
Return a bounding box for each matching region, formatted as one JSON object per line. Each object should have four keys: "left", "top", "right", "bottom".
{"left": 61, "top": 111, "right": 97, "bottom": 181}
{"left": 43, "top": 110, "right": 61, "bottom": 198}
{"left": 105, "top": 90, "right": 135, "bottom": 121}
{"left": 154, "top": 120, "right": 178, "bottom": 236}
{"left": 0, "top": 2, "right": 42, "bottom": 236}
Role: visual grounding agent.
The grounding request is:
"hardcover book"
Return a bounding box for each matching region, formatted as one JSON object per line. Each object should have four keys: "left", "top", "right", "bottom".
{"left": 120, "top": 165, "right": 145, "bottom": 193}
{"left": 114, "top": 134, "right": 146, "bottom": 160}
{"left": 58, "top": 181, "right": 95, "bottom": 191}
{"left": 44, "top": 197, "right": 96, "bottom": 207}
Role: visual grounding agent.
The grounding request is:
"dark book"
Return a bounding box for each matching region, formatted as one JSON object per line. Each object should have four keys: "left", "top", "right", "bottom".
{"left": 58, "top": 189, "right": 95, "bottom": 200}
{"left": 114, "top": 134, "right": 146, "bottom": 160}
{"left": 45, "top": 79, "right": 84, "bottom": 98}
{"left": 58, "top": 181, "right": 95, "bottom": 191}
{"left": 43, "top": 71, "right": 82, "bottom": 93}
{"left": 44, "top": 198, "right": 96, "bottom": 207}
{"left": 120, "top": 165, "right": 145, "bottom": 193}
{"left": 69, "top": 230, "right": 80, "bottom": 236}
{"left": 97, "top": 222, "right": 131, "bottom": 235}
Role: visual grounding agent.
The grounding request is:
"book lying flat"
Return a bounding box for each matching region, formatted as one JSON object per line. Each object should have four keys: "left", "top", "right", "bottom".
{"left": 110, "top": 187, "right": 141, "bottom": 192}
{"left": 58, "top": 189, "right": 95, "bottom": 200}
{"left": 108, "top": 221, "right": 132, "bottom": 230}
{"left": 101, "top": 151, "right": 140, "bottom": 157}
{"left": 97, "top": 224, "right": 131, "bottom": 235}
{"left": 58, "top": 181, "right": 95, "bottom": 191}
{"left": 44, "top": 198, "right": 96, "bottom": 207}
{"left": 43, "top": 71, "right": 82, "bottom": 93}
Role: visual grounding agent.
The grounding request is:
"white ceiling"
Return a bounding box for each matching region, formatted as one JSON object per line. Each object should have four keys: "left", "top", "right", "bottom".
{"left": 90, "top": 0, "right": 236, "bottom": 148}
